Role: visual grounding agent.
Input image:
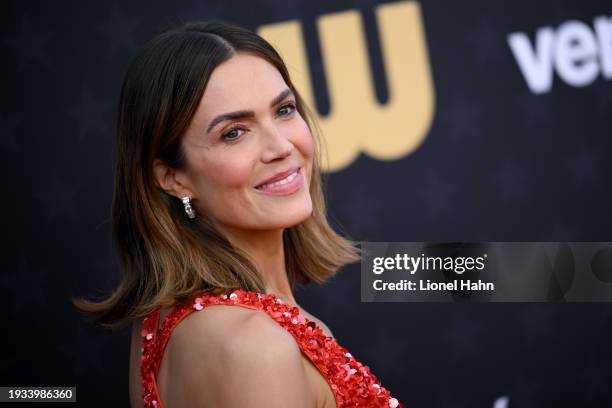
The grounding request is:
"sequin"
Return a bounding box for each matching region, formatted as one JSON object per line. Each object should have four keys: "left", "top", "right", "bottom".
{"left": 140, "top": 289, "right": 404, "bottom": 408}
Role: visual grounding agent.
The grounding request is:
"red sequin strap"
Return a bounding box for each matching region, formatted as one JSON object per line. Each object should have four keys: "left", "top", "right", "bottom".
{"left": 140, "top": 308, "right": 161, "bottom": 408}
{"left": 140, "top": 302, "right": 196, "bottom": 408}
{"left": 140, "top": 289, "right": 404, "bottom": 408}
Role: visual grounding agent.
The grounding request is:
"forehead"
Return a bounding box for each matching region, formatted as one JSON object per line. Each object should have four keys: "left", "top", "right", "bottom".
{"left": 200, "top": 53, "right": 288, "bottom": 114}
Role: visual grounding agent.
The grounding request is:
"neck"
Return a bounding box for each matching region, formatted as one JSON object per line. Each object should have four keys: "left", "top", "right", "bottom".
{"left": 217, "top": 225, "right": 297, "bottom": 305}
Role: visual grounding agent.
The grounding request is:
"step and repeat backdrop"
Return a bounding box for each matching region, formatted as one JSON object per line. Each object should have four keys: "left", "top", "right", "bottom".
{"left": 2, "top": 0, "right": 611, "bottom": 406}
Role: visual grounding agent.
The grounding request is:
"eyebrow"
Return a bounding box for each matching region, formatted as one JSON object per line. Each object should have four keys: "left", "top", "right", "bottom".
{"left": 206, "top": 88, "right": 295, "bottom": 134}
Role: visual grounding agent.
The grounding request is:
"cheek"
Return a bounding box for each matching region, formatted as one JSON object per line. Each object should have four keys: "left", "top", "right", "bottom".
{"left": 293, "top": 120, "right": 314, "bottom": 180}
{"left": 193, "top": 153, "right": 254, "bottom": 208}
{"left": 292, "top": 120, "right": 314, "bottom": 161}
{"left": 210, "top": 161, "right": 250, "bottom": 188}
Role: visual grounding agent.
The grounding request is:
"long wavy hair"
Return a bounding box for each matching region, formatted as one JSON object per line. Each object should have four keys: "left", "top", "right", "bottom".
{"left": 73, "top": 20, "right": 359, "bottom": 330}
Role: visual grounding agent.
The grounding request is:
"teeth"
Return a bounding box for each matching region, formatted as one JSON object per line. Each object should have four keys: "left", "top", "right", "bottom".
{"left": 258, "top": 170, "right": 298, "bottom": 190}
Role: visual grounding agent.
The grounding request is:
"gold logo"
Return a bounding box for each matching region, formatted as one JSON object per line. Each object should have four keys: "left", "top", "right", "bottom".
{"left": 258, "top": 1, "right": 435, "bottom": 171}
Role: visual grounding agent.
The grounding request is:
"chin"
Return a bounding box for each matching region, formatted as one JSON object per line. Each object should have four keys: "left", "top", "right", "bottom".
{"left": 291, "top": 206, "right": 314, "bottom": 226}
{"left": 269, "top": 202, "right": 313, "bottom": 229}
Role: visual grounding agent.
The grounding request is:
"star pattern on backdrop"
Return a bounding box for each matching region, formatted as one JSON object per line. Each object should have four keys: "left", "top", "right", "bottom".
{"left": 0, "top": 357, "right": 15, "bottom": 383}
{"left": 467, "top": 18, "right": 507, "bottom": 65}
{"left": 3, "top": 254, "right": 46, "bottom": 312}
{"left": 340, "top": 186, "right": 384, "bottom": 239}
{"left": 570, "top": 147, "right": 600, "bottom": 187}
{"left": 443, "top": 95, "right": 483, "bottom": 142}
{"left": 367, "top": 325, "right": 408, "bottom": 378}
{"left": 515, "top": 91, "right": 555, "bottom": 128}
{"left": 445, "top": 310, "right": 482, "bottom": 361}
{"left": 548, "top": 211, "right": 575, "bottom": 241}
{"left": 5, "top": 16, "right": 52, "bottom": 71}
{"left": 577, "top": 354, "right": 612, "bottom": 403}
{"left": 490, "top": 159, "right": 529, "bottom": 203}
{"left": 60, "top": 324, "right": 110, "bottom": 377}
{"left": 508, "top": 372, "right": 541, "bottom": 407}
{"left": 257, "top": 0, "right": 308, "bottom": 21}
{"left": 34, "top": 171, "right": 80, "bottom": 223}
{"left": 298, "top": 269, "right": 354, "bottom": 319}
{"left": 92, "top": 253, "right": 121, "bottom": 292}
{"left": 519, "top": 304, "right": 555, "bottom": 345}
{"left": 599, "top": 304, "right": 612, "bottom": 328}
{"left": 176, "top": 0, "right": 226, "bottom": 22}
{"left": 64, "top": 86, "right": 111, "bottom": 141}
{"left": 0, "top": 113, "right": 23, "bottom": 152}
{"left": 421, "top": 174, "right": 457, "bottom": 219}
{"left": 592, "top": 81, "right": 611, "bottom": 113}
{"left": 433, "top": 393, "right": 467, "bottom": 408}
{"left": 96, "top": 4, "right": 140, "bottom": 55}
{"left": 550, "top": 4, "right": 570, "bottom": 25}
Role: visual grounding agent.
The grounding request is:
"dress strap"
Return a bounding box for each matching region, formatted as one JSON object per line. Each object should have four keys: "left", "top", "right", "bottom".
{"left": 140, "top": 308, "right": 162, "bottom": 407}
{"left": 140, "top": 301, "right": 199, "bottom": 408}
{"left": 153, "top": 304, "right": 196, "bottom": 374}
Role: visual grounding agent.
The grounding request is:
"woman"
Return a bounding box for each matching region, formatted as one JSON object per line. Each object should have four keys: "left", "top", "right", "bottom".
{"left": 74, "top": 20, "right": 403, "bottom": 408}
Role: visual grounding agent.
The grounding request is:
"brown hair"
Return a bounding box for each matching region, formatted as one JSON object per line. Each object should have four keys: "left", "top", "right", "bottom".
{"left": 73, "top": 21, "right": 359, "bottom": 330}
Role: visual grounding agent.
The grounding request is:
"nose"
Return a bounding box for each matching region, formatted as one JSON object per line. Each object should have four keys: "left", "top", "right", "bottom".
{"left": 260, "top": 122, "right": 294, "bottom": 163}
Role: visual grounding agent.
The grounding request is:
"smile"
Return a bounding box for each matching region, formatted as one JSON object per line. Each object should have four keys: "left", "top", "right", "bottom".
{"left": 255, "top": 168, "right": 302, "bottom": 195}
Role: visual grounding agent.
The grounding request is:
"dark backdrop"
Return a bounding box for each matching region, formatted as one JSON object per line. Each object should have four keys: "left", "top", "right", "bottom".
{"left": 1, "top": 0, "right": 611, "bottom": 407}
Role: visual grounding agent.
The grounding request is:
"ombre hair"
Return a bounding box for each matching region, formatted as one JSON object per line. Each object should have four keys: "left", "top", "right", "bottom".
{"left": 73, "top": 20, "right": 359, "bottom": 330}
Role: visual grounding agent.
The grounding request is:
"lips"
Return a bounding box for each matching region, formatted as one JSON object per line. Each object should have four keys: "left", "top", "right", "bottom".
{"left": 254, "top": 167, "right": 303, "bottom": 195}
{"left": 255, "top": 166, "right": 300, "bottom": 189}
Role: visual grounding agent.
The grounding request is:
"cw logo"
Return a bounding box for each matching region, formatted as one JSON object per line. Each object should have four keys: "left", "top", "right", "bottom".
{"left": 258, "top": 0, "right": 435, "bottom": 172}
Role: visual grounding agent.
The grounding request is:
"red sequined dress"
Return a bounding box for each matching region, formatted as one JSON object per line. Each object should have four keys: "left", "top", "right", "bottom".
{"left": 140, "top": 289, "right": 404, "bottom": 408}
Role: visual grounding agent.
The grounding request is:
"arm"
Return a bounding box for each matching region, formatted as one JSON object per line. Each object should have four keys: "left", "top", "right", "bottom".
{"left": 165, "top": 306, "right": 316, "bottom": 408}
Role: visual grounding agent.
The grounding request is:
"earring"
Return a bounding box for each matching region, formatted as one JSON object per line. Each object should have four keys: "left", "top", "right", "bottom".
{"left": 182, "top": 196, "right": 196, "bottom": 219}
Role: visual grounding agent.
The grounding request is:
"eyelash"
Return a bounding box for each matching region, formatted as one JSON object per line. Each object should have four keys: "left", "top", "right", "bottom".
{"left": 221, "top": 103, "right": 297, "bottom": 142}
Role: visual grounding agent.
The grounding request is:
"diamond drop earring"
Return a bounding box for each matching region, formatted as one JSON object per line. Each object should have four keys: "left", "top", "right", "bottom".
{"left": 182, "top": 196, "right": 196, "bottom": 219}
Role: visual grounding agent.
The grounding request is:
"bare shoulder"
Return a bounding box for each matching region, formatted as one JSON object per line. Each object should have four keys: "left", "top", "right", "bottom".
{"left": 163, "top": 305, "right": 316, "bottom": 408}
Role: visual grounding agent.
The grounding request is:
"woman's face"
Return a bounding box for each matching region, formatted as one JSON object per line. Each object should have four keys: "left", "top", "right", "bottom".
{"left": 179, "top": 52, "right": 314, "bottom": 236}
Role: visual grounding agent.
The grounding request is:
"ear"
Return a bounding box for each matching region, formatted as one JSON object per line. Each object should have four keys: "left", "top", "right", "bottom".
{"left": 152, "top": 158, "right": 195, "bottom": 200}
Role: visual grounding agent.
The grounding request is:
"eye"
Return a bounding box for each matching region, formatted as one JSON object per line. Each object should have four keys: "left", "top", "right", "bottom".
{"left": 277, "top": 103, "right": 296, "bottom": 117}
{"left": 221, "top": 127, "right": 245, "bottom": 142}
